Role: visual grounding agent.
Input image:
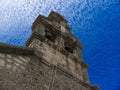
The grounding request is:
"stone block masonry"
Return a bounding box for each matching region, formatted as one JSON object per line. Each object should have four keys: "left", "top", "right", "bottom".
{"left": 0, "top": 11, "right": 100, "bottom": 90}
{"left": 0, "top": 53, "right": 92, "bottom": 90}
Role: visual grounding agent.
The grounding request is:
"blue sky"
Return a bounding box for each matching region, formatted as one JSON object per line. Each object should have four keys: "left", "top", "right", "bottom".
{"left": 0, "top": 0, "right": 120, "bottom": 90}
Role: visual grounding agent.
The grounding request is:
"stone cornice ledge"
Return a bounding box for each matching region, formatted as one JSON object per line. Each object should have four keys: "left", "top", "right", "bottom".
{"left": 0, "top": 42, "right": 34, "bottom": 55}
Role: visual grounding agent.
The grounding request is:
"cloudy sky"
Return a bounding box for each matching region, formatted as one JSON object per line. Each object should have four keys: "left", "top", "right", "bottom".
{"left": 0, "top": 0, "right": 120, "bottom": 90}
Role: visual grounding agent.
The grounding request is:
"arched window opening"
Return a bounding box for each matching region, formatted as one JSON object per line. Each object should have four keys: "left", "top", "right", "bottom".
{"left": 64, "top": 40, "right": 74, "bottom": 53}
{"left": 45, "top": 28, "right": 56, "bottom": 42}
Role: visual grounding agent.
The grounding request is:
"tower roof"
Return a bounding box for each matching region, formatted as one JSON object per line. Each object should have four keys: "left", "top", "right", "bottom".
{"left": 48, "top": 11, "right": 68, "bottom": 22}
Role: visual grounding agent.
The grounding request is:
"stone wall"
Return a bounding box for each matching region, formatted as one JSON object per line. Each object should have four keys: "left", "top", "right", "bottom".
{"left": 0, "top": 11, "right": 100, "bottom": 90}
{"left": 0, "top": 52, "right": 92, "bottom": 90}
{"left": 29, "top": 38, "right": 85, "bottom": 81}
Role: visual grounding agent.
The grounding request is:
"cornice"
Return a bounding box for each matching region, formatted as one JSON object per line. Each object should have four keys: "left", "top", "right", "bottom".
{"left": 0, "top": 42, "right": 34, "bottom": 55}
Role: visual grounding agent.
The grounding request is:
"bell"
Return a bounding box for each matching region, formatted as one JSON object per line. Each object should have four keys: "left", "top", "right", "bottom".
{"left": 65, "top": 46, "right": 73, "bottom": 53}
{"left": 46, "top": 32, "right": 52, "bottom": 37}
{"left": 45, "top": 31, "right": 52, "bottom": 39}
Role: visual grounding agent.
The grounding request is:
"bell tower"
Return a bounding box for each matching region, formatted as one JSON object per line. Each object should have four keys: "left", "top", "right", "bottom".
{"left": 26, "top": 11, "right": 100, "bottom": 90}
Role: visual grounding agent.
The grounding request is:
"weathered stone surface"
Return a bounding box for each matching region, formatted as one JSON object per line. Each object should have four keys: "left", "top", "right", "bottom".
{"left": 52, "top": 69, "right": 73, "bottom": 90}
{"left": 0, "top": 53, "right": 52, "bottom": 90}
{"left": 0, "top": 11, "right": 100, "bottom": 90}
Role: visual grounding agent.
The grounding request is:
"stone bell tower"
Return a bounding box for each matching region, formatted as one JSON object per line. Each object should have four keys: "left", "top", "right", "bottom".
{"left": 26, "top": 11, "right": 100, "bottom": 90}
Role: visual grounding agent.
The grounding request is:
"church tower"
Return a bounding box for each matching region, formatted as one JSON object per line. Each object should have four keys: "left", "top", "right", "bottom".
{"left": 26, "top": 11, "right": 100, "bottom": 90}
